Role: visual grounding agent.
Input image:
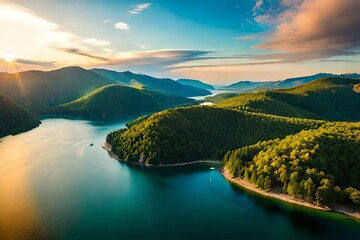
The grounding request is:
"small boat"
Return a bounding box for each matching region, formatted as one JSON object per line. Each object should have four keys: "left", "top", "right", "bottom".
{"left": 89, "top": 143, "right": 94, "bottom": 147}
{"left": 210, "top": 167, "right": 215, "bottom": 170}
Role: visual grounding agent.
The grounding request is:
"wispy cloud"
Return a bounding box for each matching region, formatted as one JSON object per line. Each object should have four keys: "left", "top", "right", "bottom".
{"left": 136, "top": 43, "right": 146, "bottom": 49}
{"left": 128, "top": 3, "right": 151, "bottom": 14}
{"left": 14, "top": 58, "right": 56, "bottom": 67}
{"left": 252, "top": 0, "right": 304, "bottom": 25}
{"left": 53, "top": 47, "right": 109, "bottom": 61}
{"left": 0, "top": 1, "right": 117, "bottom": 70}
{"left": 114, "top": 21, "right": 130, "bottom": 30}
{"left": 83, "top": 38, "right": 110, "bottom": 46}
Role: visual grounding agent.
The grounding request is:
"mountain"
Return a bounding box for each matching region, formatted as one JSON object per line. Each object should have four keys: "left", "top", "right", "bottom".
{"left": 223, "top": 81, "right": 272, "bottom": 92}
{"left": 0, "top": 66, "right": 115, "bottom": 114}
{"left": 91, "top": 68, "right": 211, "bottom": 97}
{"left": 221, "top": 73, "right": 360, "bottom": 93}
{"left": 176, "top": 79, "right": 215, "bottom": 90}
{"left": 218, "top": 77, "right": 360, "bottom": 121}
{"left": 0, "top": 94, "right": 40, "bottom": 137}
{"left": 106, "top": 106, "right": 323, "bottom": 165}
{"left": 49, "top": 85, "right": 197, "bottom": 118}
{"left": 255, "top": 73, "right": 360, "bottom": 91}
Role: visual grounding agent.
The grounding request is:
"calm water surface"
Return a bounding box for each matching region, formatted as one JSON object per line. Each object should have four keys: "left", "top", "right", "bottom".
{"left": 0, "top": 118, "right": 359, "bottom": 239}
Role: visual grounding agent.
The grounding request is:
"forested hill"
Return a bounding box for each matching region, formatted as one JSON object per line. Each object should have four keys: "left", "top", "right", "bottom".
{"left": 218, "top": 77, "right": 360, "bottom": 121}
{"left": 0, "top": 94, "right": 41, "bottom": 138}
{"left": 176, "top": 79, "right": 215, "bottom": 90}
{"left": 0, "top": 66, "right": 114, "bottom": 114}
{"left": 91, "top": 68, "right": 211, "bottom": 97}
{"left": 107, "top": 107, "right": 324, "bottom": 165}
{"left": 224, "top": 122, "right": 360, "bottom": 207}
{"left": 49, "top": 85, "right": 196, "bottom": 118}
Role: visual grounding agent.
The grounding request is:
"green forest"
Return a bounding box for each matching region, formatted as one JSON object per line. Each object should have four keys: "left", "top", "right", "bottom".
{"left": 106, "top": 76, "right": 360, "bottom": 209}
{"left": 107, "top": 106, "right": 324, "bottom": 165}
{"left": 224, "top": 122, "right": 360, "bottom": 207}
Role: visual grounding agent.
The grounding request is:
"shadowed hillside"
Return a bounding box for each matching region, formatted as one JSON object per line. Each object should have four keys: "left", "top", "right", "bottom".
{"left": 0, "top": 94, "right": 41, "bottom": 137}
{"left": 0, "top": 66, "right": 115, "bottom": 114}
{"left": 49, "top": 85, "right": 197, "bottom": 118}
{"left": 91, "top": 68, "right": 211, "bottom": 97}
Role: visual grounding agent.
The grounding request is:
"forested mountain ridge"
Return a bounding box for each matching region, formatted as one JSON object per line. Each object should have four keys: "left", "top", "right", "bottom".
{"left": 224, "top": 122, "right": 360, "bottom": 207}
{"left": 49, "top": 85, "right": 196, "bottom": 118}
{"left": 254, "top": 73, "right": 360, "bottom": 91}
{"left": 0, "top": 66, "right": 115, "bottom": 114}
{"left": 222, "top": 81, "right": 271, "bottom": 92}
{"left": 91, "top": 68, "right": 211, "bottom": 97}
{"left": 0, "top": 94, "right": 41, "bottom": 137}
{"left": 176, "top": 79, "right": 215, "bottom": 90}
{"left": 106, "top": 106, "right": 324, "bottom": 165}
{"left": 218, "top": 77, "right": 360, "bottom": 121}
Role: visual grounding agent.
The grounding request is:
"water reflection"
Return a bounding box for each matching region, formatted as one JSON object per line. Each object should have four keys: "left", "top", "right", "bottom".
{"left": 227, "top": 183, "right": 359, "bottom": 239}
{"left": 0, "top": 118, "right": 359, "bottom": 240}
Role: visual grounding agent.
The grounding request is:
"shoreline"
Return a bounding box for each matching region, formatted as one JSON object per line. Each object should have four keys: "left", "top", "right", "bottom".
{"left": 102, "top": 142, "right": 360, "bottom": 221}
{"left": 220, "top": 167, "right": 360, "bottom": 221}
{"left": 102, "top": 142, "right": 222, "bottom": 167}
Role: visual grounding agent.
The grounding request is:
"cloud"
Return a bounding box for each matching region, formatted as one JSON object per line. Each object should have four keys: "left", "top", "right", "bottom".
{"left": 0, "top": 1, "right": 118, "bottom": 71}
{"left": 83, "top": 38, "right": 110, "bottom": 46}
{"left": 253, "top": 0, "right": 264, "bottom": 12}
{"left": 109, "top": 49, "right": 212, "bottom": 67}
{"left": 128, "top": 3, "right": 151, "bottom": 14}
{"left": 53, "top": 47, "right": 109, "bottom": 61}
{"left": 252, "top": 0, "right": 304, "bottom": 25}
{"left": 136, "top": 43, "right": 146, "bottom": 49}
{"left": 251, "top": 0, "right": 360, "bottom": 62}
{"left": 114, "top": 21, "right": 130, "bottom": 30}
{"left": 13, "top": 58, "right": 56, "bottom": 67}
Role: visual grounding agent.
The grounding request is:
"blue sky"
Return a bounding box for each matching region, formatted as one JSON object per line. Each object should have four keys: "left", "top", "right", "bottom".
{"left": 0, "top": 0, "right": 359, "bottom": 84}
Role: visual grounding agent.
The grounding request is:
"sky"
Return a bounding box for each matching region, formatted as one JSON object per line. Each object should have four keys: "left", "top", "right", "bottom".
{"left": 0, "top": 0, "right": 359, "bottom": 84}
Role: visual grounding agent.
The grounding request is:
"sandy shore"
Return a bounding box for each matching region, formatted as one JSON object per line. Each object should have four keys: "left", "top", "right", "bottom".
{"left": 102, "top": 142, "right": 222, "bottom": 167}
{"left": 221, "top": 167, "right": 360, "bottom": 221}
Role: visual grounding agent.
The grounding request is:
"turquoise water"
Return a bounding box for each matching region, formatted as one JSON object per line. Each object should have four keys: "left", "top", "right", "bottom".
{"left": 0, "top": 118, "right": 359, "bottom": 239}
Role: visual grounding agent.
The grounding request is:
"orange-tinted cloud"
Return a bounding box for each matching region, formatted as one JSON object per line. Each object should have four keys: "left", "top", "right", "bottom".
{"left": 257, "top": 0, "right": 360, "bottom": 61}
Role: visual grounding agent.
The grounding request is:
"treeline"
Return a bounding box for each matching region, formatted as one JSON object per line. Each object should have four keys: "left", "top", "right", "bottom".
{"left": 106, "top": 106, "right": 324, "bottom": 165}
{"left": 224, "top": 122, "right": 360, "bottom": 206}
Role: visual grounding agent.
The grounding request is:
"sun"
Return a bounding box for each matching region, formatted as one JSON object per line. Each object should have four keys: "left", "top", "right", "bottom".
{"left": 4, "top": 55, "right": 15, "bottom": 62}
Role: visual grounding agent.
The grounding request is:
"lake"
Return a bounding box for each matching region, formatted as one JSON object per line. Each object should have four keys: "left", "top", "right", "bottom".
{"left": 0, "top": 118, "right": 359, "bottom": 239}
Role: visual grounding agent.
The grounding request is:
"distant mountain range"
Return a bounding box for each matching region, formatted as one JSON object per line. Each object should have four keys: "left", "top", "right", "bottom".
{"left": 0, "top": 66, "right": 210, "bottom": 115}
{"left": 222, "top": 81, "right": 272, "bottom": 92}
{"left": 218, "top": 77, "right": 360, "bottom": 121}
{"left": 221, "top": 73, "right": 360, "bottom": 92}
{"left": 0, "top": 66, "right": 114, "bottom": 114}
{"left": 0, "top": 65, "right": 359, "bottom": 138}
{"left": 91, "top": 68, "right": 211, "bottom": 97}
